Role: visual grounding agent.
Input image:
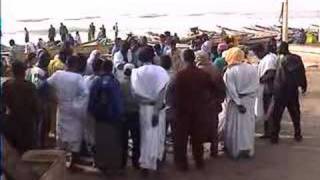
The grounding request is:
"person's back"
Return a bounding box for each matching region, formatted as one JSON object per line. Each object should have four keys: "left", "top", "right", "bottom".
{"left": 48, "top": 55, "right": 65, "bottom": 76}
{"left": 276, "top": 53, "right": 306, "bottom": 96}
{"left": 3, "top": 79, "right": 38, "bottom": 120}
{"left": 226, "top": 63, "right": 259, "bottom": 96}
{"left": 175, "top": 65, "right": 213, "bottom": 115}
{"left": 171, "top": 49, "right": 216, "bottom": 170}
{"left": 26, "top": 66, "right": 47, "bottom": 88}
{"left": 131, "top": 64, "right": 169, "bottom": 101}
{"left": 271, "top": 42, "right": 306, "bottom": 143}
{"left": 195, "top": 51, "right": 226, "bottom": 117}
{"left": 47, "top": 70, "right": 83, "bottom": 102}
{"left": 2, "top": 62, "right": 39, "bottom": 154}
{"left": 120, "top": 75, "right": 139, "bottom": 114}
{"left": 88, "top": 60, "right": 124, "bottom": 173}
{"left": 89, "top": 73, "right": 123, "bottom": 121}
{"left": 213, "top": 56, "right": 227, "bottom": 72}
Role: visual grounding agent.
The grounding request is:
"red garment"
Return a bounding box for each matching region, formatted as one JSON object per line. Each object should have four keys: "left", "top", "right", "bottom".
{"left": 2, "top": 79, "right": 40, "bottom": 154}
{"left": 170, "top": 65, "right": 221, "bottom": 168}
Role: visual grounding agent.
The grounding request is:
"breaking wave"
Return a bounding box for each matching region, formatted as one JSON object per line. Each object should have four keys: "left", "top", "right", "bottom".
{"left": 138, "top": 13, "right": 168, "bottom": 18}
{"left": 64, "top": 16, "right": 101, "bottom": 21}
{"left": 17, "top": 18, "right": 50, "bottom": 23}
{"left": 187, "top": 13, "right": 206, "bottom": 17}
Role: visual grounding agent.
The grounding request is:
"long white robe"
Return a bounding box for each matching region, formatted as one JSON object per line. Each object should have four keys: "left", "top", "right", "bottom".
{"left": 82, "top": 75, "right": 99, "bottom": 148}
{"left": 255, "top": 53, "right": 277, "bottom": 122}
{"left": 224, "top": 63, "right": 259, "bottom": 159}
{"left": 47, "top": 70, "right": 87, "bottom": 152}
{"left": 131, "top": 64, "right": 169, "bottom": 170}
{"left": 113, "top": 51, "right": 133, "bottom": 81}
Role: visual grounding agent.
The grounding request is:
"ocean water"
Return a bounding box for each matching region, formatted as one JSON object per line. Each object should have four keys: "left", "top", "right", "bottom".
{"left": 1, "top": 0, "right": 320, "bottom": 45}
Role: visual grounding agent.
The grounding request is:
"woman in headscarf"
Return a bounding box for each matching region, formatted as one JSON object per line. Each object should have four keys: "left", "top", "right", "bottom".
{"left": 195, "top": 50, "right": 226, "bottom": 157}
{"left": 223, "top": 47, "right": 259, "bottom": 159}
{"left": 213, "top": 43, "right": 229, "bottom": 72}
{"left": 85, "top": 50, "right": 101, "bottom": 75}
{"left": 200, "top": 40, "right": 212, "bottom": 55}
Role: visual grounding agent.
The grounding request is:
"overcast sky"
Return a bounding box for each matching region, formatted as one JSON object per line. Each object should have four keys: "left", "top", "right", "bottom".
{"left": 2, "top": 0, "right": 320, "bottom": 20}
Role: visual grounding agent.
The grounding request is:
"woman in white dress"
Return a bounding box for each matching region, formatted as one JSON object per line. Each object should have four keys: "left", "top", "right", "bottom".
{"left": 223, "top": 47, "right": 259, "bottom": 159}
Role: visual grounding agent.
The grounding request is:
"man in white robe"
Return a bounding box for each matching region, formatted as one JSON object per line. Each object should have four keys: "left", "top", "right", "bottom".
{"left": 223, "top": 47, "right": 259, "bottom": 159}
{"left": 131, "top": 46, "right": 170, "bottom": 171}
{"left": 113, "top": 42, "right": 133, "bottom": 81}
{"left": 255, "top": 44, "right": 278, "bottom": 138}
{"left": 47, "top": 55, "right": 87, "bottom": 167}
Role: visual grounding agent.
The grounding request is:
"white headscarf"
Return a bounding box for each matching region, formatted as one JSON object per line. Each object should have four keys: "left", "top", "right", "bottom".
{"left": 201, "top": 41, "right": 212, "bottom": 54}
{"left": 85, "top": 50, "right": 100, "bottom": 75}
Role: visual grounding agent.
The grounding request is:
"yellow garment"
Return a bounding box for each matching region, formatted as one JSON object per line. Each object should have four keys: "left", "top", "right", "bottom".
{"left": 306, "top": 32, "right": 317, "bottom": 44}
{"left": 48, "top": 55, "right": 65, "bottom": 76}
{"left": 224, "top": 47, "right": 245, "bottom": 66}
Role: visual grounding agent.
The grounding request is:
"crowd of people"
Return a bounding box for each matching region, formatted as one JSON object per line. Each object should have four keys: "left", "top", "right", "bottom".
{"left": 20, "top": 22, "right": 110, "bottom": 52}
{"left": 1, "top": 30, "right": 307, "bottom": 178}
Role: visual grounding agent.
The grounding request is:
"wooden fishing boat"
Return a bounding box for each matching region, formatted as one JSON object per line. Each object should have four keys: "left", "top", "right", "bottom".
{"left": 255, "top": 25, "right": 280, "bottom": 33}
{"left": 245, "top": 26, "right": 279, "bottom": 35}
{"left": 1, "top": 40, "right": 111, "bottom": 62}
{"left": 216, "top": 25, "right": 253, "bottom": 36}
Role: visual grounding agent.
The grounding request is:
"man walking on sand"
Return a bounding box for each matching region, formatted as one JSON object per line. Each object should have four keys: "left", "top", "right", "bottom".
{"left": 270, "top": 42, "right": 307, "bottom": 144}
{"left": 168, "top": 49, "right": 218, "bottom": 170}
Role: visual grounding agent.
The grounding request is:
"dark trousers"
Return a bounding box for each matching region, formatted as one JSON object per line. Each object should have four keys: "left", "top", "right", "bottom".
{"left": 263, "top": 93, "right": 273, "bottom": 136}
{"left": 49, "top": 37, "right": 55, "bottom": 42}
{"left": 61, "top": 34, "right": 66, "bottom": 42}
{"left": 122, "top": 112, "right": 140, "bottom": 168}
{"left": 172, "top": 118, "right": 204, "bottom": 169}
{"left": 95, "top": 121, "right": 124, "bottom": 171}
{"left": 271, "top": 93, "right": 301, "bottom": 139}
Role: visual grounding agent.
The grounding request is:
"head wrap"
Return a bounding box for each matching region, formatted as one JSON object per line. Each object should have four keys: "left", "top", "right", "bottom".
{"left": 85, "top": 50, "right": 101, "bottom": 75}
{"left": 195, "top": 50, "right": 210, "bottom": 66}
{"left": 225, "top": 47, "right": 245, "bottom": 66}
{"left": 238, "top": 45, "right": 249, "bottom": 57}
{"left": 217, "top": 42, "right": 228, "bottom": 54}
{"left": 138, "top": 46, "right": 155, "bottom": 63}
{"left": 201, "top": 41, "right": 212, "bottom": 54}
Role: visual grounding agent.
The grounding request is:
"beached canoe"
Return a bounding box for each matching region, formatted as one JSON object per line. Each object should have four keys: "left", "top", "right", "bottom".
{"left": 1, "top": 40, "right": 111, "bottom": 62}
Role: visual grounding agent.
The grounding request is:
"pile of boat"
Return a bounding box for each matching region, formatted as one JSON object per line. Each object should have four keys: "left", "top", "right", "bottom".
{"left": 147, "top": 24, "right": 319, "bottom": 46}
{"left": 1, "top": 24, "right": 319, "bottom": 62}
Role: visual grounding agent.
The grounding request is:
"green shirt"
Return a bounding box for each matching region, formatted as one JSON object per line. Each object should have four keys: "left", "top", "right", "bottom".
{"left": 213, "top": 57, "right": 227, "bottom": 72}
